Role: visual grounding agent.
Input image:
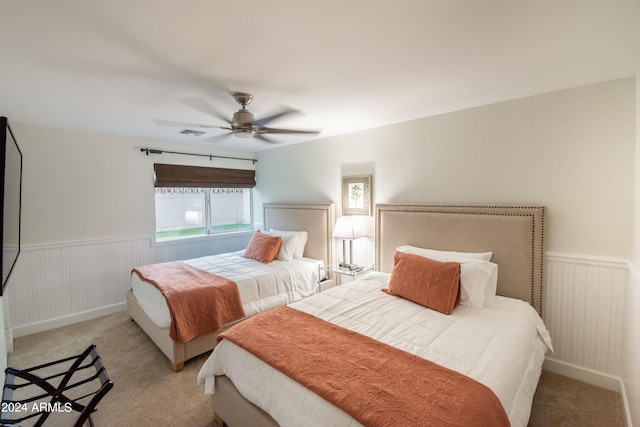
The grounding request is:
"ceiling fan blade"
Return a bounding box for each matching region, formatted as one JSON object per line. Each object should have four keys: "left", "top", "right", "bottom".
{"left": 153, "top": 118, "right": 222, "bottom": 129}
{"left": 252, "top": 108, "right": 298, "bottom": 127}
{"left": 202, "top": 132, "right": 234, "bottom": 143}
{"left": 44, "top": 4, "right": 233, "bottom": 95}
{"left": 254, "top": 134, "right": 278, "bottom": 144}
{"left": 258, "top": 127, "right": 321, "bottom": 135}
{"left": 178, "top": 98, "right": 232, "bottom": 125}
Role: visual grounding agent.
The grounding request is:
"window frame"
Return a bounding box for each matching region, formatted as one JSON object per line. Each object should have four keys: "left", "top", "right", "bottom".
{"left": 152, "top": 163, "right": 256, "bottom": 243}
{"left": 154, "top": 187, "right": 254, "bottom": 243}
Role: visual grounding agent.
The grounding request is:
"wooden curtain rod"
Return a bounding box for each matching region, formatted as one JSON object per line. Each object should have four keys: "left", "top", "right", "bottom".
{"left": 140, "top": 148, "right": 257, "bottom": 164}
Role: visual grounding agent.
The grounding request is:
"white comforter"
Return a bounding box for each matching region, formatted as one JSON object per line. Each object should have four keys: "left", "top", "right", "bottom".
{"left": 198, "top": 272, "right": 553, "bottom": 427}
{"left": 131, "top": 250, "right": 323, "bottom": 328}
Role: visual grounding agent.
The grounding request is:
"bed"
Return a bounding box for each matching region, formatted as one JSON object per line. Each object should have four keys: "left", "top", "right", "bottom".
{"left": 197, "top": 203, "right": 552, "bottom": 427}
{"left": 127, "top": 203, "right": 335, "bottom": 372}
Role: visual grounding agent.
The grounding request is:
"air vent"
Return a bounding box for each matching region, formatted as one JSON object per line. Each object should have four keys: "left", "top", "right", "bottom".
{"left": 179, "top": 129, "right": 205, "bottom": 136}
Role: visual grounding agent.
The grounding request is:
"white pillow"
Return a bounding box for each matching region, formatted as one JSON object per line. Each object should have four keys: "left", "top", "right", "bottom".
{"left": 396, "top": 245, "right": 497, "bottom": 308}
{"left": 264, "top": 231, "right": 297, "bottom": 261}
{"left": 396, "top": 245, "right": 492, "bottom": 262}
{"left": 270, "top": 229, "right": 308, "bottom": 259}
{"left": 456, "top": 259, "right": 498, "bottom": 308}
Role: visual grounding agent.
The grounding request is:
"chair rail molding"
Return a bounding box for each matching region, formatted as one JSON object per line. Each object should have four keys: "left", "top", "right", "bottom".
{"left": 5, "top": 232, "right": 253, "bottom": 338}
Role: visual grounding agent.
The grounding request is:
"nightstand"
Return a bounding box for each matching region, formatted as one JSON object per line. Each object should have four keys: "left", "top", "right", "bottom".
{"left": 325, "top": 264, "right": 373, "bottom": 286}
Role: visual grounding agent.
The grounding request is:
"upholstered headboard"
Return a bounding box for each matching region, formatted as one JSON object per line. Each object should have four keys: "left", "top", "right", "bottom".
{"left": 264, "top": 203, "right": 335, "bottom": 267}
{"left": 375, "top": 204, "right": 545, "bottom": 315}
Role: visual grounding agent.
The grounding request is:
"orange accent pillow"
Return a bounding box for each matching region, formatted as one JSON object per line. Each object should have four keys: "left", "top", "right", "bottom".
{"left": 243, "top": 230, "right": 282, "bottom": 264}
{"left": 382, "top": 251, "right": 461, "bottom": 315}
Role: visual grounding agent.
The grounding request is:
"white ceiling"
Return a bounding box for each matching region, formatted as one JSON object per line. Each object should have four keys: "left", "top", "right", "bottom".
{"left": 1, "top": 1, "right": 639, "bottom": 152}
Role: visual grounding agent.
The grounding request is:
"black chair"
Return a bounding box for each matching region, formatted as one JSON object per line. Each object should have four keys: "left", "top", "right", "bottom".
{"left": 0, "top": 344, "right": 113, "bottom": 427}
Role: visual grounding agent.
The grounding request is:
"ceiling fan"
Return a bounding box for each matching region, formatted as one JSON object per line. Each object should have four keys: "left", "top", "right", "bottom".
{"left": 155, "top": 92, "right": 321, "bottom": 143}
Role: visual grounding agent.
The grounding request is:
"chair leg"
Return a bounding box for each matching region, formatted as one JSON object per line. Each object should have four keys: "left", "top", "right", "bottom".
{"left": 171, "top": 362, "right": 184, "bottom": 372}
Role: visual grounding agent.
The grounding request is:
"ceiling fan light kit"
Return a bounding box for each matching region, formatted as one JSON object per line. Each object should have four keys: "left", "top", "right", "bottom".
{"left": 155, "top": 92, "right": 320, "bottom": 143}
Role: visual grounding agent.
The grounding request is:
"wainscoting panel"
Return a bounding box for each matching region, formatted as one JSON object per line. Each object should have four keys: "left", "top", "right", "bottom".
{"left": 6, "top": 233, "right": 252, "bottom": 337}
{"left": 622, "top": 266, "right": 640, "bottom": 426}
{"left": 544, "top": 253, "right": 628, "bottom": 376}
{"left": 6, "top": 240, "right": 631, "bottom": 379}
{"left": 350, "top": 237, "right": 376, "bottom": 268}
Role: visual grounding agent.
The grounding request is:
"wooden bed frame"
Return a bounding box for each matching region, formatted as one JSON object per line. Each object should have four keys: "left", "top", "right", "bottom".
{"left": 209, "top": 203, "right": 546, "bottom": 426}
{"left": 127, "top": 203, "right": 335, "bottom": 372}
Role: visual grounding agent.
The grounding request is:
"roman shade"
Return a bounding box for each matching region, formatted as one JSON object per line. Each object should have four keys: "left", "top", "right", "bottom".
{"left": 154, "top": 164, "right": 256, "bottom": 188}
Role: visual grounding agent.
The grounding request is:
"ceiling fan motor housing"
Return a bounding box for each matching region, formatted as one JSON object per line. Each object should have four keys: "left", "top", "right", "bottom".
{"left": 232, "top": 109, "right": 256, "bottom": 137}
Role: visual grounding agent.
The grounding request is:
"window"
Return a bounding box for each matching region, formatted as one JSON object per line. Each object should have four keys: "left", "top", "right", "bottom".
{"left": 153, "top": 164, "right": 255, "bottom": 240}
{"left": 155, "top": 188, "right": 252, "bottom": 239}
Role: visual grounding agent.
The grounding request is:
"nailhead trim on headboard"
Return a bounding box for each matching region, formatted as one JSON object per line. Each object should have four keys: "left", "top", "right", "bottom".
{"left": 375, "top": 204, "right": 545, "bottom": 316}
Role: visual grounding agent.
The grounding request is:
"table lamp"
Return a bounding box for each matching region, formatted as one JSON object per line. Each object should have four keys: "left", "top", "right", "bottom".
{"left": 332, "top": 216, "right": 368, "bottom": 268}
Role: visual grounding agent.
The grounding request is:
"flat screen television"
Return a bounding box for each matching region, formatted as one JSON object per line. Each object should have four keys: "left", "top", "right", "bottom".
{"left": 0, "top": 117, "right": 23, "bottom": 295}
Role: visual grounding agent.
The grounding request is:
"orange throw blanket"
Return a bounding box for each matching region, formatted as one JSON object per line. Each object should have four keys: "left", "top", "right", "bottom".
{"left": 133, "top": 261, "right": 245, "bottom": 343}
{"left": 218, "top": 306, "right": 510, "bottom": 427}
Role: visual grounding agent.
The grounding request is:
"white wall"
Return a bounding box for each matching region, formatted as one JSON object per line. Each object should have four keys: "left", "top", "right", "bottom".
{"left": 256, "top": 79, "right": 636, "bottom": 257}
{"left": 3, "top": 125, "right": 255, "bottom": 334}
{"left": 623, "top": 71, "right": 640, "bottom": 427}
{"left": 14, "top": 80, "right": 621, "bottom": 255}
{"left": 14, "top": 124, "right": 256, "bottom": 245}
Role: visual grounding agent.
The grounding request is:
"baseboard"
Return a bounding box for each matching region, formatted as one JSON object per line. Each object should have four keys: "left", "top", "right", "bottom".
{"left": 10, "top": 302, "right": 127, "bottom": 339}
{"left": 544, "top": 357, "right": 632, "bottom": 427}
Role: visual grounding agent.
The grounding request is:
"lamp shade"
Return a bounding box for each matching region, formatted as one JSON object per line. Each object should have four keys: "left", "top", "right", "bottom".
{"left": 332, "top": 216, "right": 356, "bottom": 239}
{"left": 332, "top": 216, "right": 372, "bottom": 240}
{"left": 353, "top": 215, "right": 374, "bottom": 238}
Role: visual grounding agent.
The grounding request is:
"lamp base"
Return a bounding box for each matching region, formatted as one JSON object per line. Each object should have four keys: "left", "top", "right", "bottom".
{"left": 341, "top": 239, "right": 355, "bottom": 267}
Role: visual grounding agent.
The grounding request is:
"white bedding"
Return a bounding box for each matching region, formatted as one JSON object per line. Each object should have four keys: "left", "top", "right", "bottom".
{"left": 197, "top": 272, "right": 553, "bottom": 427}
{"left": 131, "top": 250, "right": 323, "bottom": 328}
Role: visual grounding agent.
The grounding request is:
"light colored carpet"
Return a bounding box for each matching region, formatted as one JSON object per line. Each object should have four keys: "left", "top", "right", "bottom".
{"left": 529, "top": 370, "right": 624, "bottom": 427}
{"left": 5, "top": 311, "right": 625, "bottom": 427}
{"left": 6, "top": 311, "right": 213, "bottom": 427}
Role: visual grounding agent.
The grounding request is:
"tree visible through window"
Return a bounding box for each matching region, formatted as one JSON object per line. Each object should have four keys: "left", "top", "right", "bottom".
{"left": 155, "top": 187, "right": 252, "bottom": 239}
